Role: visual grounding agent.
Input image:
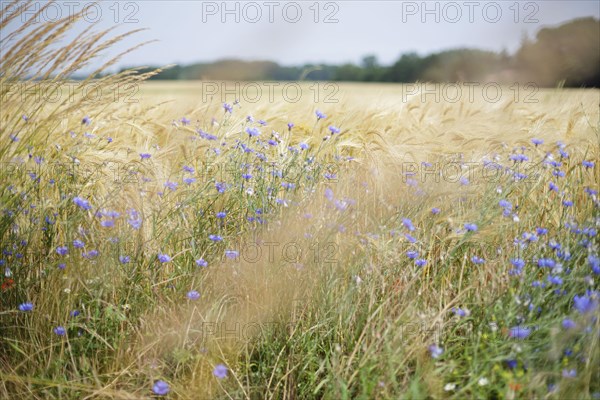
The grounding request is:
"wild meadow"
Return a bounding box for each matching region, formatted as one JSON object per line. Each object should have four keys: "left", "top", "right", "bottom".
{"left": 1, "top": 3, "right": 599, "bottom": 399}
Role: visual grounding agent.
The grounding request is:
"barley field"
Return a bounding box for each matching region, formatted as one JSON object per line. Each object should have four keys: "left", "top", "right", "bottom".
{"left": 1, "top": 5, "right": 599, "bottom": 400}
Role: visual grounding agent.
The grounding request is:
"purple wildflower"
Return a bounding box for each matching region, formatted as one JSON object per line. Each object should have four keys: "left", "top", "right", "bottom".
{"left": 213, "top": 364, "right": 228, "bottom": 379}
{"left": 509, "top": 326, "right": 531, "bottom": 339}
{"left": 187, "top": 290, "right": 200, "bottom": 300}
{"left": 428, "top": 344, "right": 443, "bottom": 358}
{"left": 464, "top": 223, "right": 478, "bottom": 232}
{"left": 152, "top": 380, "right": 170, "bottom": 396}
{"left": 54, "top": 326, "right": 66, "bottom": 336}
{"left": 195, "top": 259, "right": 208, "bottom": 267}
{"left": 157, "top": 253, "right": 171, "bottom": 263}
{"left": 573, "top": 295, "right": 597, "bottom": 314}
{"left": 73, "top": 196, "right": 92, "bottom": 210}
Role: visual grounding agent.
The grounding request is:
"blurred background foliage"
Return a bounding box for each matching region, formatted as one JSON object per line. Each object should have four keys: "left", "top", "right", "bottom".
{"left": 122, "top": 18, "right": 600, "bottom": 87}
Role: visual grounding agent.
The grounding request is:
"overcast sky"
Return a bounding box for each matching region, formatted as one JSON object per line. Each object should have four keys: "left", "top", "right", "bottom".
{"left": 3, "top": 1, "right": 599, "bottom": 69}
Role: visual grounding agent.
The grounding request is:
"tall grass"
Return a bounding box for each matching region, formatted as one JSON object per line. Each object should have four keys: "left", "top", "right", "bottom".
{"left": 1, "top": 2, "right": 599, "bottom": 399}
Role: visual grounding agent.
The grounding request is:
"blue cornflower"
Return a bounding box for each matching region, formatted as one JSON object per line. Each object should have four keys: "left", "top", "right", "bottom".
{"left": 549, "top": 240, "right": 561, "bottom": 250}
{"left": 404, "top": 234, "right": 417, "bottom": 243}
{"left": 406, "top": 250, "right": 419, "bottom": 259}
{"left": 547, "top": 160, "right": 562, "bottom": 168}
{"left": 471, "top": 256, "right": 485, "bottom": 265}
{"left": 522, "top": 232, "right": 538, "bottom": 242}
{"left": 152, "top": 380, "right": 170, "bottom": 396}
{"left": 562, "top": 319, "right": 577, "bottom": 330}
{"left": 498, "top": 199, "right": 512, "bottom": 210}
{"left": 589, "top": 255, "right": 600, "bottom": 275}
{"left": 187, "top": 290, "right": 200, "bottom": 300}
{"left": 18, "top": 302, "right": 34, "bottom": 312}
{"left": 100, "top": 219, "right": 114, "bottom": 228}
{"left": 537, "top": 258, "right": 556, "bottom": 268}
{"left": 536, "top": 227, "right": 548, "bottom": 236}
{"left": 557, "top": 250, "right": 571, "bottom": 261}
{"left": 119, "top": 255, "right": 130, "bottom": 264}
{"left": 82, "top": 250, "right": 98, "bottom": 259}
{"left": 195, "top": 259, "right": 208, "bottom": 267}
{"left": 464, "top": 223, "right": 478, "bottom": 232}
{"left": 562, "top": 200, "right": 573, "bottom": 207}
{"left": 428, "top": 344, "right": 443, "bottom": 359}
{"left": 209, "top": 235, "right": 223, "bottom": 242}
{"left": 183, "top": 177, "right": 196, "bottom": 185}
{"left": 73, "top": 196, "right": 92, "bottom": 210}
{"left": 509, "top": 326, "right": 531, "bottom": 339}
{"left": 73, "top": 239, "right": 85, "bottom": 248}
{"left": 215, "top": 182, "right": 227, "bottom": 193}
{"left": 559, "top": 148, "right": 569, "bottom": 159}
{"left": 224, "top": 250, "right": 239, "bottom": 259}
{"left": 431, "top": 207, "right": 441, "bottom": 214}
{"left": 287, "top": 122, "right": 294, "bottom": 130}
{"left": 223, "top": 103, "right": 233, "bottom": 113}
{"left": 54, "top": 326, "right": 66, "bottom": 336}
{"left": 402, "top": 218, "right": 415, "bottom": 231}
{"left": 573, "top": 295, "right": 597, "bottom": 314}
{"left": 316, "top": 110, "right": 327, "bottom": 120}
{"left": 213, "top": 364, "right": 228, "bottom": 379}
{"left": 452, "top": 307, "right": 469, "bottom": 317}
{"left": 82, "top": 116, "right": 91, "bottom": 125}
{"left": 198, "top": 129, "right": 217, "bottom": 140}
{"left": 299, "top": 142, "right": 309, "bottom": 150}
{"left": 562, "top": 369, "right": 577, "bottom": 378}
{"left": 246, "top": 127, "right": 261, "bottom": 137}
{"left": 164, "top": 181, "right": 178, "bottom": 191}
{"left": 531, "top": 138, "right": 543, "bottom": 146}
{"left": 582, "top": 160, "right": 595, "bottom": 169}
{"left": 216, "top": 211, "right": 227, "bottom": 219}
{"left": 157, "top": 253, "right": 171, "bottom": 263}
{"left": 415, "top": 259, "right": 427, "bottom": 267}
{"left": 328, "top": 126, "right": 340, "bottom": 134}
{"left": 140, "top": 153, "right": 152, "bottom": 159}
{"left": 183, "top": 165, "right": 195, "bottom": 173}
{"left": 549, "top": 182, "right": 559, "bottom": 192}
{"left": 509, "top": 154, "right": 529, "bottom": 163}
{"left": 325, "top": 188, "right": 334, "bottom": 201}
{"left": 56, "top": 246, "right": 68, "bottom": 256}
{"left": 547, "top": 275, "right": 563, "bottom": 285}
{"left": 127, "top": 210, "right": 142, "bottom": 230}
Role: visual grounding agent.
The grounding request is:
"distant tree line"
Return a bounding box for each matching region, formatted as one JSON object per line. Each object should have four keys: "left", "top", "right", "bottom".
{"left": 125, "top": 18, "right": 599, "bottom": 87}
